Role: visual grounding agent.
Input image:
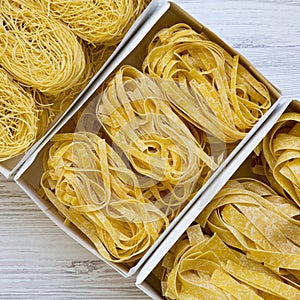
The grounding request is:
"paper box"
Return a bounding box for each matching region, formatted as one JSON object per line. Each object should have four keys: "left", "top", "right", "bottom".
{"left": 15, "top": 1, "right": 282, "bottom": 278}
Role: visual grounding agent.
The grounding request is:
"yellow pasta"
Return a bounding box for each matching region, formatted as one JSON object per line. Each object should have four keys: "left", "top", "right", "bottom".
{"left": 0, "top": 0, "right": 86, "bottom": 95}
{"left": 0, "top": 68, "right": 39, "bottom": 161}
{"left": 252, "top": 112, "right": 300, "bottom": 207}
{"left": 143, "top": 23, "right": 271, "bottom": 143}
{"left": 196, "top": 178, "right": 300, "bottom": 289}
{"left": 39, "top": 0, "right": 150, "bottom": 45}
{"left": 161, "top": 224, "right": 300, "bottom": 300}
{"left": 41, "top": 131, "right": 168, "bottom": 264}
{"left": 96, "top": 65, "right": 219, "bottom": 219}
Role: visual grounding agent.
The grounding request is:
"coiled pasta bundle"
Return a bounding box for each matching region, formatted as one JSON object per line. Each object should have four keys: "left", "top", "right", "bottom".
{"left": 161, "top": 224, "right": 300, "bottom": 300}
{"left": 0, "top": 68, "right": 38, "bottom": 161}
{"left": 161, "top": 179, "right": 300, "bottom": 299}
{"left": 143, "top": 23, "right": 271, "bottom": 143}
{"left": 197, "top": 179, "right": 300, "bottom": 290}
{"left": 252, "top": 112, "right": 300, "bottom": 207}
{"left": 39, "top": 0, "right": 150, "bottom": 45}
{"left": 96, "top": 66, "right": 218, "bottom": 219}
{"left": 0, "top": 0, "right": 86, "bottom": 95}
{"left": 41, "top": 131, "right": 168, "bottom": 264}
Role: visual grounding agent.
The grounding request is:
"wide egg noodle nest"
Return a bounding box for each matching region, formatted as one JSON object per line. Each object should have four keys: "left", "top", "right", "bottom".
{"left": 161, "top": 178, "right": 300, "bottom": 299}
{"left": 0, "top": 68, "right": 39, "bottom": 161}
{"left": 96, "top": 65, "right": 220, "bottom": 220}
{"left": 38, "top": 0, "right": 150, "bottom": 45}
{"left": 142, "top": 23, "right": 271, "bottom": 143}
{"left": 41, "top": 131, "right": 169, "bottom": 265}
{"left": 252, "top": 112, "right": 300, "bottom": 207}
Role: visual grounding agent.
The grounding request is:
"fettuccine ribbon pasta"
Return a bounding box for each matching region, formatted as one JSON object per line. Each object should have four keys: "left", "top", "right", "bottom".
{"left": 252, "top": 112, "right": 300, "bottom": 207}
{"left": 41, "top": 131, "right": 168, "bottom": 264}
{"left": 161, "top": 177, "right": 300, "bottom": 299}
{"left": 143, "top": 23, "right": 271, "bottom": 143}
{"left": 96, "top": 66, "right": 218, "bottom": 219}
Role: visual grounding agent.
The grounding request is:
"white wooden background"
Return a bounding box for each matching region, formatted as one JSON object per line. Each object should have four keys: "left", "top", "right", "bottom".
{"left": 1, "top": 0, "right": 300, "bottom": 299}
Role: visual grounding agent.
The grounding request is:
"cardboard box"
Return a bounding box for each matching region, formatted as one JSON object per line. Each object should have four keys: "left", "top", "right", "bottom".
{"left": 136, "top": 98, "right": 300, "bottom": 299}
{"left": 0, "top": 0, "right": 161, "bottom": 178}
{"left": 15, "top": 1, "right": 282, "bottom": 278}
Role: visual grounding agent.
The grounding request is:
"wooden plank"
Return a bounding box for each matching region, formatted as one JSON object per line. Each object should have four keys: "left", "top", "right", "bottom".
{"left": 0, "top": 0, "right": 299, "bottom": 299}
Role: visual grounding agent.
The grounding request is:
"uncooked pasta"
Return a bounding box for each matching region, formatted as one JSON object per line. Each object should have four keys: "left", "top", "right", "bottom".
{"left": 96, "top": 66, "right": 218, "bottom": 219}
{"left": 39, "top": 0, "right": 150, "bottom": 45}
{"left": 0, "top": 0, "right": 86, "bottom": 95}
{"left": 160, "top": 179, "right": 300, "bottom": 299}
{"left": 161, "top": 224, "right": 300, "bottom": 300}
{"left": 0, "top": 68, "right": 38, "bottom": 161}
{"left": 252, "top": 112, "right": 300, "bottom": 207}
{"left": 143, "top": 23, "right": 271, "bottom": 143}
{"left": 41, "top": 131, "right": 168, "bottom": 264}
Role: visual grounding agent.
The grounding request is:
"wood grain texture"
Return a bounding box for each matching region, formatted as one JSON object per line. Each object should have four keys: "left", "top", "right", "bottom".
{"left": 0, "top": 1, "right": 299, "bottom": 299}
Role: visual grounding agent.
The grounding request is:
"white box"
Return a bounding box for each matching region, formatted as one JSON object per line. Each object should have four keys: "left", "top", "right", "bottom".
{"left": 15, "top": 1, "right": 282, "bottom": 279}
{"left": 0, "top": 0, "right": 162, "bottom": 178}
{"left": 136, "top": 98, "right": 299, "bottom": 299}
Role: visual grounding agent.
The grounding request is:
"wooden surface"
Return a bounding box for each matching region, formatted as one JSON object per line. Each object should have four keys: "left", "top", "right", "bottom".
{"left": 1, "top": 0, "right": 300, "bottom": 299}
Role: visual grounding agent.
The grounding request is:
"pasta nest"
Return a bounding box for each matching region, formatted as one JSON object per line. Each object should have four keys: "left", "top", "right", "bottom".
{"left": 39, "top": 0, "right": 149, "bottom": 45}
{"left": 0, "top": 68, "right": 38, "bottom": 161}
{"left": 0, "top": 0, "right": 86, "bottom": 95}
{"left": 143, "top": 23, "right": 271, "bottom": 143}
{"left": 41, "top": 131, "right": 169, "bottom": 264}
{"left": 96, "top": 66, "right": 218, "bottom": 218}
{"left": 252, "top": 112, "right": 300, "bottom": 207}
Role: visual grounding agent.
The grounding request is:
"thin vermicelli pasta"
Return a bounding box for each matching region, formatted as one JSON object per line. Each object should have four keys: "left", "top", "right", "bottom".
{"left": 96, "top": 66, "right": 218, "bottom": 219}
{"left": 252, "top": 112, "right": 300, "bottom": 207}
{"left": 41, "top": 132, "right": 168, "bottom": 264}
{"left": 0, "top": 0, "right": 86, "bottom": 95}
{"left": 39, "top": 0, "right": 150, "bottom": 45}
{"left": 0, "top": 68, "right": 38, "bottom": 161}
{"left": 142, "top": 23, "right": 271, "bottom": 143}
{"left": 161, "top": 179, "right": 300, "bottom": 299}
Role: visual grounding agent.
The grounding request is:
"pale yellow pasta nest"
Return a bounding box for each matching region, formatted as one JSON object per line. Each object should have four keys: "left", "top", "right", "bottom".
{"left": 161, "top": 179, "right": 300, "bottom": 299}
{"left": 96, "top": 65, "right": 219, "bottom": 219}
{"left": 41, "top": 131, "right": 169, "bottom": 264}
{"left": 0, "top": 68, "right": 39, "bottom": 161}
{"left": 143, "top": 23, "right": 271, "bottom": 143}
{"left": 252, "top": 112, "right": 300, "bottom": 207}
{"left": 0, "top": 0, "right": 86, "bottom": 95}
{"left": 39, "top": 0, "right": 149, "bottom": 45}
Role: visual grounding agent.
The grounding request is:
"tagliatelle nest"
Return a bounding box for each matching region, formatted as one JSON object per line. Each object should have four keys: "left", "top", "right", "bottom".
{"left": 143, "top": 23, "right": 271, "bottom": 143}
{"left": 41, "top": 131, "right": 169, "bottom": 264}
{"left": 39, "top": 0, "right": 150, "bottom": 45}
{"left": 0, "top": 0, "right": 86, "bottom": 95}
{"left": 252, "top": 112, "right": 300, "bottom": 207}
{"left": 161, "top": 179, "right": 300, "bottom": 299}
{"left": 96, "top": 65, "right": 219, "bottom": 219}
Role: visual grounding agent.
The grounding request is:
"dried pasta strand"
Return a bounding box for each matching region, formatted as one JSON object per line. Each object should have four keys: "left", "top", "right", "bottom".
{"left": 142, "top": 23, "right": 271, "bottom": 143}
{"left": 41, "top": 131, "right": 168, "bottom": 264}
{"left": 160, "top": 225, "right": 300, "bottom": 300}
{"left": 0, "top": 68, "right": 38, "bottom": 161}
{"left": 196, "top": 178, "right": 300, "bottom": 289}
{"left": 0, "top": 0, "right": 86, "bottom": 95}
{"left": 96, "top": 65, "right": 218, "bottom": 219}
{"left": 252, "top": 112, "right": 300, "bottom": 207}
{"left": 39, "top": 0, "right": 150, "bottom": 45}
